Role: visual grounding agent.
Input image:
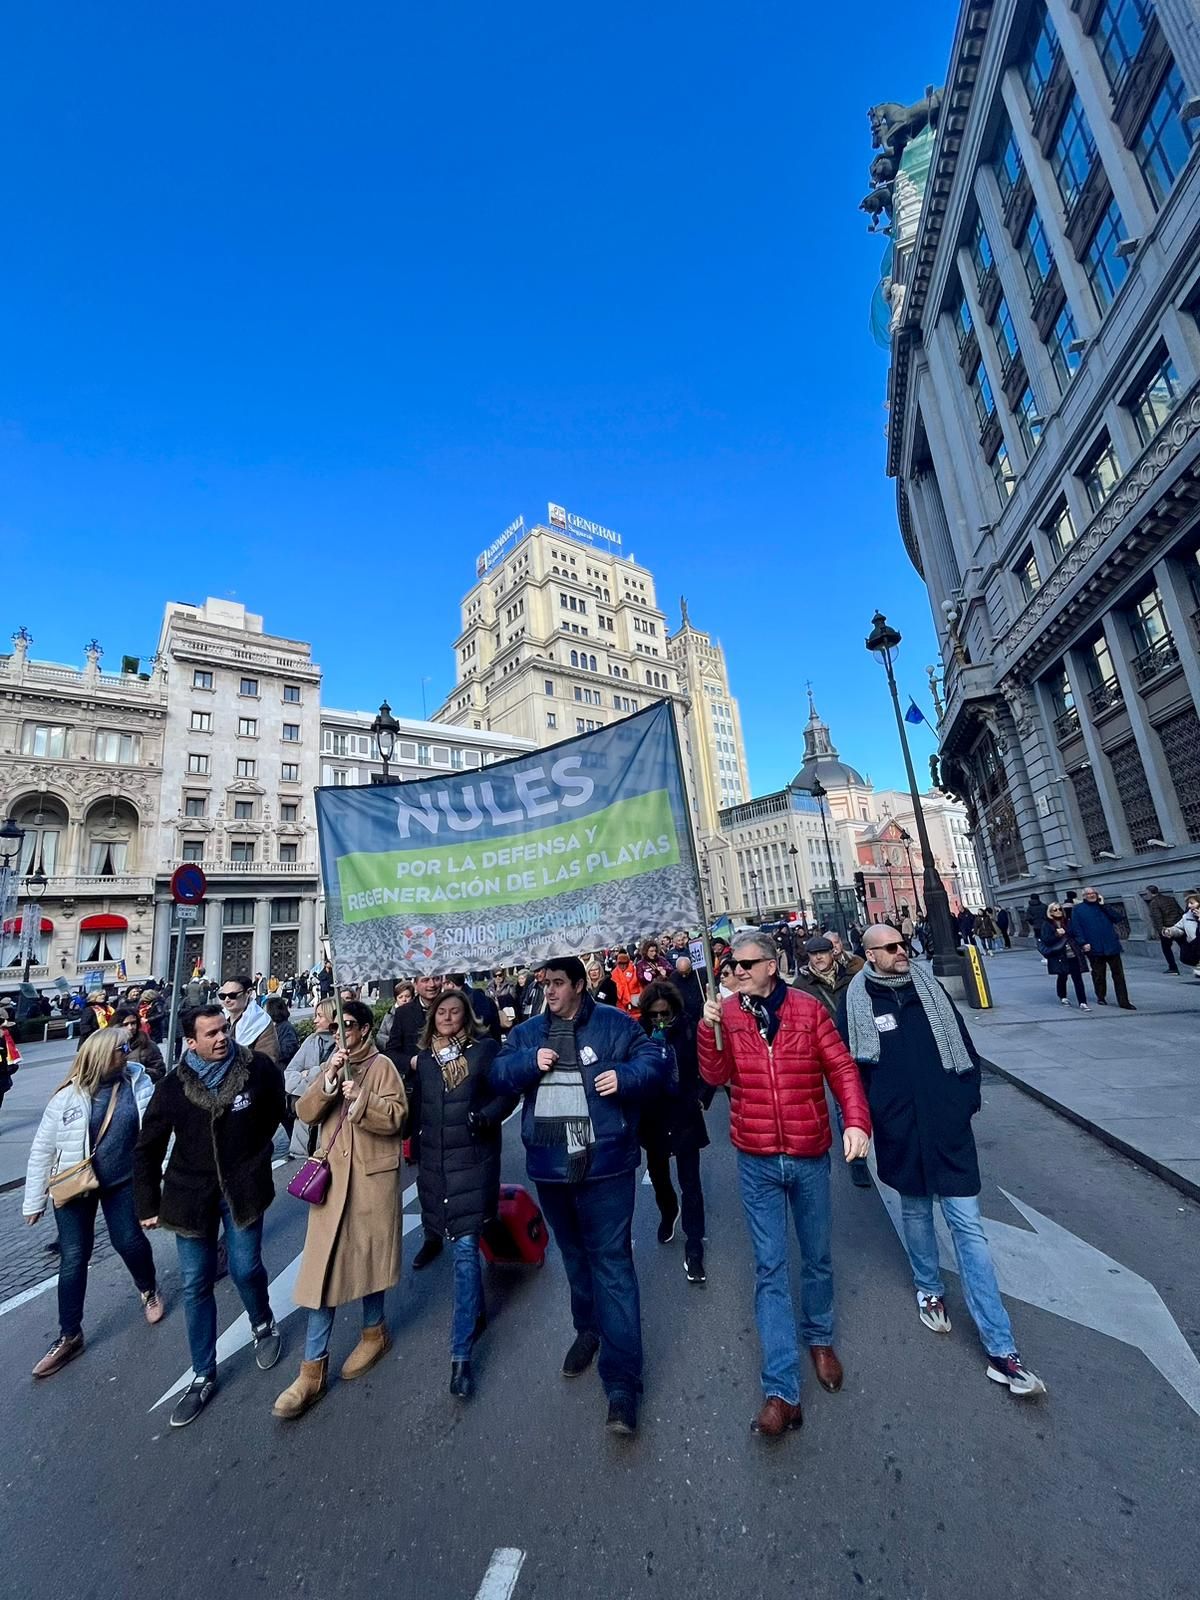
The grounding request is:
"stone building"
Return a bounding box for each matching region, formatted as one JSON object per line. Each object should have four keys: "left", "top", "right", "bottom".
{"left": 666, "top": 599, "right": 750, "bottom": 834}
{"left": 0, "top": 630, "right": 167, "bottom": 984}
{"left": 151, "top": 599, "right": 323, "bottom": 983}
{"left": 877, "top": 0, "right": 1200, "bottom": 933}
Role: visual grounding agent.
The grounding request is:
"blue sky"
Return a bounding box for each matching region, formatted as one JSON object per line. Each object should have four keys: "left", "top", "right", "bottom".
{"left": 5, "top": 0, "right": 959, "bottom": 793}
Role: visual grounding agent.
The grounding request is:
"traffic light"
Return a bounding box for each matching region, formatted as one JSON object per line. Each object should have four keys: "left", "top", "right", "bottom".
{"left": 853, "top": 871, "right": 866, "bottom": 898}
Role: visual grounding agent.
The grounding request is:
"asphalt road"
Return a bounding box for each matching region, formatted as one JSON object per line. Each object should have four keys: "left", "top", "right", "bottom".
{"left": 2, "top": 1070, "right": 1198, "bottom": 1600}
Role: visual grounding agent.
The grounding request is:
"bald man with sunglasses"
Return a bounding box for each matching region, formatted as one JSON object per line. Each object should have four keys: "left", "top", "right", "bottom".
{"left": 699, "top": 933, "right": 871, "bottom": 1439}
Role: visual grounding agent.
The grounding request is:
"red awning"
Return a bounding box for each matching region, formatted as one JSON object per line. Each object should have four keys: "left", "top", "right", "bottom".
{"left": 79, "top": 913, "right": 128, "bottom": 932}
{"left": 2, "top": 915, "right": 54, "bottom": 935}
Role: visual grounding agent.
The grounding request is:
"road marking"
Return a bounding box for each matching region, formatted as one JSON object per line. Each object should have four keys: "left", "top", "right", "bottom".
{"left": 474, "top": 1548, "right": 525, "bottom": 1600}
{"left": 0, "top": 1274, "right": 58, "bottom": 1319}
{"left": 151, "top": 1181, "right": 421, "bottom": 1411}
{"left": 868, "top": 1154, "right": 1200, "bottom": 1418}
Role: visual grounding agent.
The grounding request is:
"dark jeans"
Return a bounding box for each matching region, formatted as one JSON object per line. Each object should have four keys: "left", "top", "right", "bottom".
{"left": 175, "top": 1200, "right": 272, "bottom": 1379}
{"left": 646, "top": 1141, "right": 705, "bottom": 1246}
{"left": 55, "top": 1180, "right": 157, "bottom": 1338}
{"left": 1160, "top": 934, "right": 1186, "bottom": 973}
{"left": 536, "top": 1170, "right": 642, "bottom": 1399}
{"left": 1089, "top": 952, "right": 1131, "bottom": 1006}
{"left": 1055, "top": 968, "right": 1086, "bottom": 1004}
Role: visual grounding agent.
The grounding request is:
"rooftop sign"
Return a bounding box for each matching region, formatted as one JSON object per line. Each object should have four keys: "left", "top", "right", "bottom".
{"left": 475, "top": 515, "right": 527, "bottom": 577}
{"left": 548, "top": 502, "right": 623, "bottom": 552}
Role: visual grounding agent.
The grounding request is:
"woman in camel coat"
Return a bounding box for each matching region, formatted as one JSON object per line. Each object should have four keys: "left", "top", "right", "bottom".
{"left": 273, "top": 1000, "right": 407, "bottom": 1419}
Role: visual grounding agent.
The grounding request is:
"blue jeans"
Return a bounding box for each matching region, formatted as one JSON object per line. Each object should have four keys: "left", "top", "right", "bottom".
{"left": 55, "top": 1181, "right": 157, "bottom": 1338}
{"left": 175, "top": 1200, "right": 272, "bottom": 1379}
{"left": 899, "top": 1193, "right": 1015, "bottom": 1358}
{"left": 304, "top": 1291, "right": 386, "bottom": 1361}
{"left": 736, "top": 1151, "right": 833, "bottom": 1405}
{"left": 450, "top": 1233, "right": 484, "bottom": 1359}
{"left": 537, "top": 1170, "right": 642, "bottom": 1399}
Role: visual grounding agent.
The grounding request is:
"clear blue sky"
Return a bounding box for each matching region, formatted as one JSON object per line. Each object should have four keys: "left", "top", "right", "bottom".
{"left": 5, "top": 0, "right": 960, "bottom": 793}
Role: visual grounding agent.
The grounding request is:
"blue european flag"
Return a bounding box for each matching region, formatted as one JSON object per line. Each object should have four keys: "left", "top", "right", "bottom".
{"left": 904, "top": 698, "right": 927, "bottom": 725}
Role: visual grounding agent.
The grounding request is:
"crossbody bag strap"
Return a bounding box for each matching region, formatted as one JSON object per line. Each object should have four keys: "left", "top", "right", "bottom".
{"left": 318, "top": 1092, "right": 352, "bottom": 1160}
{"left": 88, "top": 1078, "right": 122, "bottom": 1156}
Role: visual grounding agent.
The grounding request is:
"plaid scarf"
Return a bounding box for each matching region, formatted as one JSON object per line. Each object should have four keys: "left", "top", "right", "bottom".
{"left": 532, "top": 1013, "right": 594, "bottom": 1182}
{"left": 738, "top": 980, "right": 789, "bottom": 1045}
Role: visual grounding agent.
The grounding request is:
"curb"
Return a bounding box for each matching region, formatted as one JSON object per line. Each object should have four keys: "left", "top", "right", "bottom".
{"left": 982, "top": 1055, "right": 1200, "bottom": 1206}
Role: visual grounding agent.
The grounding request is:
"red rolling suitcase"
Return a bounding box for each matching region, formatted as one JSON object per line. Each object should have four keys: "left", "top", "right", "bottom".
{"left": 480, "top": 1184, "right": 547, "bottom": 1267}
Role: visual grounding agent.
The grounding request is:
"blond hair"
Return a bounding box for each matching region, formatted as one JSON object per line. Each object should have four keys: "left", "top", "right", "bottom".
{"left": 69, "top": 1030, "right": 124, "bottom": 1097}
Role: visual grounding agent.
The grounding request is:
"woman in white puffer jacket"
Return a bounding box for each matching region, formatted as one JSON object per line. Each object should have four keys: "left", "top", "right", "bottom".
{"left": 24, "top": 1028, "right": 162, "bottom": 1378}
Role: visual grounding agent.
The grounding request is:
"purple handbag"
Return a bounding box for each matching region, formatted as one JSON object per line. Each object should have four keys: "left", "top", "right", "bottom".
{"left": 287, "top": 1097, "right": 350, "bottom": 1205}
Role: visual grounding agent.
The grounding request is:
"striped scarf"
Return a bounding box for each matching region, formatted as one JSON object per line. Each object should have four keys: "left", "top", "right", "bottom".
{"left": 532, "top": 1014, "right": 594, "bottom": 1182}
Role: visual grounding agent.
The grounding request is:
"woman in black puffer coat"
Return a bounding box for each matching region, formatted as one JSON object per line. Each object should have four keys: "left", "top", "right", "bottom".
{"left": 410, "top": 988, "right": 517, "bottom": 1400}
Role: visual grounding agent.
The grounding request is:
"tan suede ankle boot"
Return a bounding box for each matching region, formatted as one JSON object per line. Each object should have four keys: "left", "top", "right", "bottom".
{"left": 272, "top": 1355, "right": 328, "bottom": 1419}
{"left": 340, "top": 1323, "right": 391, "bottom": 1380}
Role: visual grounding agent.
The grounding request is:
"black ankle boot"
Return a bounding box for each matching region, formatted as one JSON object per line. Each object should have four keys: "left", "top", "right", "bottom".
{"left": 450, "top": 1360, "right": 474, "bottom": 1399}
{"left": 412, "top": 1235, "right": 444, "bottom": 1271}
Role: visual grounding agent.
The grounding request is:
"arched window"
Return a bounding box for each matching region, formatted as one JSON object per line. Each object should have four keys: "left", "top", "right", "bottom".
{"left": 589, "top": 654, "right": 597, "bottom": 672}
{"left": 13, "top": 796, "right": 67, "bottom": 875}
{"left": 83, "top": 797, "right": 139, "bottom": 876}
{"left": 570, "top": 650, "right": 578, "bottom": 667}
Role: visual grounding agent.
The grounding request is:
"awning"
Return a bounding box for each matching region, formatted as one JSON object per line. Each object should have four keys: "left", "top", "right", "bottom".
{"left": 2, "top": 915, "right": 54, "bottom": 935}
{"left": 79, "top": 913, "right": 128, "bottom": 932}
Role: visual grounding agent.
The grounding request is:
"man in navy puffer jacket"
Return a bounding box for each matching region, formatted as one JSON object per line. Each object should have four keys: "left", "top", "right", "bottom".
{"left": 491, "top": 955, "right": 667, "bottom": 1437}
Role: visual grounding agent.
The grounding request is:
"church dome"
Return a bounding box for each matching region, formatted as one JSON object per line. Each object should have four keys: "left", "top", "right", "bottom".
{"left": 790, "top": 691, "right": 868, "bottom": 791}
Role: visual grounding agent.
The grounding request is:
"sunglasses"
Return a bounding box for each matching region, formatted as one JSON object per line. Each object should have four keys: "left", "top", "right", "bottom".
{"left": 217, "top": 990, "right": 244, "bottom": 1001}
{"left": 731, "top": 957, "right": 769, "bottom": 972}
{"left": 646, "top": 1008, "right": 673, "bottom": 1020}
{"left": 870, "top": 942, "right": 905, "bottom": 955}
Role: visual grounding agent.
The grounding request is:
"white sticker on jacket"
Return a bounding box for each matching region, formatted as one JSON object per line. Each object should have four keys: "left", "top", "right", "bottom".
{"left": 579, "top": 1045, "right": 598, "bottom": 1066}
{"left": 231, "top": 1092, "right": 252, "bottom": 1112}
{"left": 874, "top": 1014, "right": 898, "bottom": 1033}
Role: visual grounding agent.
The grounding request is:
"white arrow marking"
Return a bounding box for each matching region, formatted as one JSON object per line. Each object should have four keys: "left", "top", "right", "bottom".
{"left": 152, "top": 1181, "right": 420, "bottom": 1411}
{"left": 868, "top": 1155, "right": 1200, "bottom": 1418}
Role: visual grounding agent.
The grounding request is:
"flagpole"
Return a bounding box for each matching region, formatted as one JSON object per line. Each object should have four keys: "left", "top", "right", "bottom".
{"left": 669, "top": 699, "right": 722, "bottom": 1051}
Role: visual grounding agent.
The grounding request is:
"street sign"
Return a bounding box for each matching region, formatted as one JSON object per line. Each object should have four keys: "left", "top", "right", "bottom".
{"left": 171, "top": 864, "right": 207, "bottom": 905}
{"left": 174, "top": 904, "right": 200, "bottom": 924}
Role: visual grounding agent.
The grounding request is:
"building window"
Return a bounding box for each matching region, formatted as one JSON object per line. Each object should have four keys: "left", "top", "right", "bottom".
{"left": 239, "top": 677, "right": 259, "bottom": 697}
{"left": 238, "top": 717, "right": 258, "bottom": 738}
{"left": 332, "top": 770, "right": 348, "bottom": 786}
{"left": 544, "top": 679, "right": 554, "bottom": 695}
{"left": 235, "top": 757, "right": 256, "bottom": 779}
{"left": 574, "top": 686, "right": 583, "bottom": 701}
{"left": 1020, "top": 210, "right": 1054, "bottom": 295}
{"left": 1015, "top": 386, "right": 1043, "bottom": 452}
{"left": 230, "top": 840, "right": 255, "bottom": 864}
{"left": 417, "top": 744, "right": 431, "bottom": 765}
{"left": 283, "top": 684, "right": 301, "bottom": 703}
{"left": 193, "top": 669, "right": 213, "bottom": 690}
{"left": 969, "top": 360, "right": 997, "bottom": 428}
{"left": 1084, "top": 200, "right": 1129, "bottom": 312}
{"left": 1022, "top": 7, "right": 1060, "bottom": 110}
{"left": 279, "top": 843, "right": 298, "bottom": 864}
{"left": 953, "top": 289, "right": 973, "bottom": 348}
{"left": 969, "top": 216, "right": 994, "bottom": 288}
{"left": 1047, "top": 302, "right": 1082, "bottom": 390}
{"left": 1131, "top": 588, "right": 1171, "bottom": 654}
{"left": 1051, "top": 96, "right": 1097, "bottom": 211}
{"left": 223, "top": 899, "right": 253, "bottom": 925}
{"left": 190, "top": 711, "right": 212, "bottom": 732}
{"left": 1136, "top": 66, "right": 1195, "bottom": 208}
{"left": 184, "top": 796, "right": 206, "bottom": 818}
{"left": 233, "top": 800, "right": 255, "bottom": 821}
{"left": 993, "top": 299, "right": 1020, "bottom": 373}
{"left": 1046, "top": 500, "right": 1077, "bottom": 558}
{"left": 996, "top": 124, "right": 1024, "bottom": 201}
{"left": 570, "top": 650, "right": 578, "bottom": 667}
{"left": 20, "top": 724, "right": 68, "bottom": 758}
{"left": 329, "top": 732, "right": 348, "bottom": 757}
{"left": 991, "top": 442, "right": 1016, "bottom": 503}
{"left": 182, "top": 841, "right": 204, "bottom": 862}
{"left": 272, "top": 897, "right": 300, "bottom": 922}
{"left": 282, "top": 723, "right": 300, "bottom": 742}
{"left": 1081, "top": 434, "right": 1121, "bottom": 511}
{"left": 547, "top": 712, "right": 557, "bottom": 729}
{"left": 187, "top": 752, "right": 210, "bottom": 775}
{"left": 1127, "top": 347, "right": 1182, "bottom": 445}
{"left": 1093, "top": 0, "right": 1152, "bottom": 95}
{"left": 1017, "top": 550, "right": 1042, "bottom": 603}
{"left": 281, "top": 762, "right": 300, "bottom": 782}
{"left": 95, "top": 730, "right": 139, "bottom": 762}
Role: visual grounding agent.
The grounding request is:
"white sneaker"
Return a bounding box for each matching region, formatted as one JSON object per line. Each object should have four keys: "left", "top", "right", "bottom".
{"left": 1079, "top": 1003, "right": 1089, "bottom": 1011}
{"left": 1060, "top": 998, "right": 1069, "bottom": 1006}
{"left": 986, "top": 1353, "right": 1046, "bottom": 1397}
{"left": 918, "top": 1293, "right": 952, "bottom": 1334}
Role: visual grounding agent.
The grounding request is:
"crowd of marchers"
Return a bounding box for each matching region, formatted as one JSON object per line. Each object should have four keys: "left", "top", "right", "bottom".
{"left": 20, "top": 924, "right": 1045, "bottom": 1440}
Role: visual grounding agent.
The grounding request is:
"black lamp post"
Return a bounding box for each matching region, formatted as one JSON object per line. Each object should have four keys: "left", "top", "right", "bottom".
{"left": 749, "top": 868, "right": 762, "bottom": 920}
{"left": 809, "top": 776, "right": 845, "bottom": 936}
{"left": 866, "top": 611, "right": 961, "bottom": 980}
{"left": 0, "top": 818, "right": 25, "bottom": 973}
{"left": 787, "top": 842, "right": 800, "bottom": 911}
{"left": 369, "top": 700, "right": 401, "bottom": 785}
{"left": 22, "top": 868, "right": 48, "bottom": 982}
{"left": 898, "top": 826, "right": 923, "bottom": 917}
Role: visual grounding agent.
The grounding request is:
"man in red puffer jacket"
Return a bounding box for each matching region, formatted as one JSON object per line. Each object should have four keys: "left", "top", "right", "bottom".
{"left": 699, "top": 933, "right": 871, "bottom": 1440}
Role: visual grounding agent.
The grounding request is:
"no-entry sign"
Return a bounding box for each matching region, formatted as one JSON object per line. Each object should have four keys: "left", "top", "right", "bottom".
{"left": 171, "top": 864, "right": 208, "bottom": 905}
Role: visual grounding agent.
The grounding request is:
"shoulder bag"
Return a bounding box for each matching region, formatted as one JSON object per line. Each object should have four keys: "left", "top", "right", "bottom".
{"left": 287, "top": 1086, "right": 351, "bottom": 1205}
{"left": 47, "top": 1081, "right": 121, "bottom": 1208}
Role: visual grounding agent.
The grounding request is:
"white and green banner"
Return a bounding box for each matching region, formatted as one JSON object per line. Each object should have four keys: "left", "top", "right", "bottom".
{"left": 316, "top": 702, "right": 703, "bottom": 977}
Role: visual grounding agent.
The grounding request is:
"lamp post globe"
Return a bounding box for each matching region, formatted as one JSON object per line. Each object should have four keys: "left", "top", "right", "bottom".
{"left": 370, "top": 700, "right": 401, "bottom": 784}
{"left": 0, "top": 816, "right": 24, "bottom": 865}
{"left": 865, "top": 611, "right": 962, "bottom": 984}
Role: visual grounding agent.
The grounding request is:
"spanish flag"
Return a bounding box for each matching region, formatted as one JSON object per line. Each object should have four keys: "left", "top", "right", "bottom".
{"left": 116, "top": 958, "right": 127, "bottom": 980}
{"left": 192, "top": 956, "right": 203, "bottom": 979}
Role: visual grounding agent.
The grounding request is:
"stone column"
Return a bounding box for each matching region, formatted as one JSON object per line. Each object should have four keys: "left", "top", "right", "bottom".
{"left": 202, "top": 896, "right": 225, "bottom": 978}
{"left": 151, "top": 896, "right": 172, "bottom": 976}
{"left": 1143, "top": 0, "right": 1200, "bottom": 111}
{"left": 298, "top": 893, "right": 317, "bottom": 973}
{"left": 252, "top": 895, "right": 272, "bottom": 977}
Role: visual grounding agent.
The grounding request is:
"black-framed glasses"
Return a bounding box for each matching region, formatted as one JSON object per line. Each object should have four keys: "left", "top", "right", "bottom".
{"left": 731, "top": 957, "right": 768, "bottom": 972}
{"left": 217, "top": 989, "right": 244, "bottom": 1001}
{"left": 870, "top": 942, "right": 905, "bottom": 955}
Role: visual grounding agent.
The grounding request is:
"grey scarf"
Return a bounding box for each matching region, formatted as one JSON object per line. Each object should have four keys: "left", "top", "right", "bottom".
{"left": 532, "top": 1014, "right": 594, "bottom": 1182}
{"left": 844, "top": 962, "right": 975, "bottom": 1075}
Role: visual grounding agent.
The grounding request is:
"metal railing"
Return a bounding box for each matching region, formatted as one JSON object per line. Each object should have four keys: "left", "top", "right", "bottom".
{"left": 1132, "top": 632, "right": 1179, "bottom": 686}
{"left": 1087, "top": 677, "right": 1124, "bottom": 716}
{"left": 1053, "top": 707, "right": 1081, "bottom": 740}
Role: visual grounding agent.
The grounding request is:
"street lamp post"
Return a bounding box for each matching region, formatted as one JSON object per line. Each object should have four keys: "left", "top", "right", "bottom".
{"left": 866, "top": 612, "right": 962, "bottom": 981}
{"left": 369, "top": 700, "right": 401, "bottom": 786}
{"left": 748, "top": 869, "right": 762, "bottom": 920}
{"left": 22, "top": 868, "right": 48, "bottom": 982}
{"left": 809, "top": 777, "right": 845, "bottom": 937}
{"left": 898, "top": 826, "right": 923, "bottom": 917}
{"left": 787, "top": 842, "right": 801, "bottom": 915}
{"left": 0, "top": 818, "right": 25, "bottom": 975}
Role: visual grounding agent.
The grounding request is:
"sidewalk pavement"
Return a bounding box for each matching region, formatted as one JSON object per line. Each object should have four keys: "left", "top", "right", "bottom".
{"left": 962, "top": 945, "right": 1200, "bottom": 1201}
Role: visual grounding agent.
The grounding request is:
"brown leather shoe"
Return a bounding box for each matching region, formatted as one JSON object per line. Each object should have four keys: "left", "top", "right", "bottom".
{"left": 809, "top": 1345, "right": 843, "bottom": 1392}
{"left": 751, "top": 1396, "right": 803, "bottom": 1436}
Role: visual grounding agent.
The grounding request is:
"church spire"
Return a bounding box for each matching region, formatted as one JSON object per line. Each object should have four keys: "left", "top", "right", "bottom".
{"left": 802, "top": 686, "right": 837, "bottom": 762}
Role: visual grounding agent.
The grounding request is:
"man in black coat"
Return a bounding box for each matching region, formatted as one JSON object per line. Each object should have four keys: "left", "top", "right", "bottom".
{"left": 794, "top": 936, "right": 871, "bottom": 1189}
{"left": 134, "top": 1004, "right": 286, "bottom": 1429}
{"left": 836, "top": 926, "right": 1046, "bottom": 1400}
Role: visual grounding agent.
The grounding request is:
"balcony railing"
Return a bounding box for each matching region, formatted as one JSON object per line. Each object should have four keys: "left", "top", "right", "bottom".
{"left": 1053, "top": 707, "right": 1081, "bottom": 741}
{"left": 160, "top": 858, "right": 315, "bottom": 876}
{"left": 1087, "top": 677, "right": 1124, "bottom": 716}
{"left": 44, "top": 874, "right": 155, "bottom": 897}
{"left": 1132, "top": 632, "right": 1180, "bottom": 686}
